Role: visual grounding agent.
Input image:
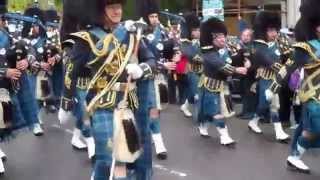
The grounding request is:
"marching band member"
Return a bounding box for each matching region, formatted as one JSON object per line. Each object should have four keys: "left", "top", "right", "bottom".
{"left": 21, "top": 6, "right": 46, "bottom": 136}
{"left": 180, "top": 12, "right": 201, "bottom": 120}
{"left": 198, "top": 17, "right": 247, "bottom": 144}
{"left": 266, "top": 0, "right": 320, "bottom": 173}
{"left": 247, "top": 11, "right": 290, "bottom": 142}
{"left": 59, "top": 0, "right": 156, "bottom": 179}
{"left": 142, "top": 0, "right": 168, "bottom": 160}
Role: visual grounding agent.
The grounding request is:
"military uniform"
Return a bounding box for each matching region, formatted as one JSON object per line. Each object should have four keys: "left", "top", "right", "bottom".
{"left": 267, "top": 0, "right": 320, "bottom": 172}
{"left": 141, "top": 1, "right": 169, "bottom": 160}
{"left": 21, "top": 6, "right": 48, "bottom": 135}
{"left": 197, "top": 17, "right": 236, "bottom": 145}
{"left": 60, "top": 1, "right": 156, "bottom": 179}
{"left": 180, "top": 12, "right": 202, "bottom": 120}
{"left": 247, "top": 12, "right": 290, "bottom": 142}
{"left": 45, "top": 9, "right": 63, "bottom": 112}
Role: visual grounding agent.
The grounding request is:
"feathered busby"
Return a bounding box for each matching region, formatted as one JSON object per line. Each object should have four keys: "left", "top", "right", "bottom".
{"left": 141, "top": 0, "right": 160, "bottom": 25}
{"left": 253, "top": 11, "right": 281, "bottom": 40}
{"left": 294, "top": 0, "right": 320, "bottom": 41}
{"left": 22, "top": 6, "right": 46, "bottom": 38}
{"left": 181, "top": 12, "right": 200, "bottom": 40}
{"left": 200, "top": 17, "right": 227, "bottom": 49}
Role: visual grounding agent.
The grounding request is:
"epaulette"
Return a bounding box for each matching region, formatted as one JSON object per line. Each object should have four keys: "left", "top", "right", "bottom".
{"left": 180, "top": 38, "right": 191, "bottom": 43}
{"left": 293, "top": 42, "right": 312, "bottom": 53}
{"left": 61, "top": 39, "right": 75, "bottom": 49}
{"left": 293, "top": 42, "right": 319, "bottom": 63}
{"left": 254, "top": 39, "right": 268, "bottom": 46}
{"left": 70, "top": 31, "right": 92, "bottom": 44}
{"left": 70, "top": 31, "right": 114, "bottom": 57}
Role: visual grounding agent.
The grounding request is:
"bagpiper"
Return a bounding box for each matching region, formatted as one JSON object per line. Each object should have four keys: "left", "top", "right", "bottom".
{"left": 59, "top": 0, "right": 156, "bottom": 179}
{"left": 141, "top": 0, "right": 168, "bottom": 160}
{"left": 197, "top": 17, "right": 247, "bottom": 144}
{"left": 21, "top": 5, "right": 47, "bottom": 136}
{"left": 59, "top": 0, "right": 95, "bottom": 159}
{"left": 0, "top": 1, "right": 43, "bottom": 174}
{"left": 44, "top": 7, "right": 63, "bottom": 113}
{"left": 180, "top": 12, "right": 201, "bottom": 120}
{"left": 247, "top": 11, "right": 290, "bottom": 142}
{"left": 266, "top": 0, "right": 320, "bottom": 173}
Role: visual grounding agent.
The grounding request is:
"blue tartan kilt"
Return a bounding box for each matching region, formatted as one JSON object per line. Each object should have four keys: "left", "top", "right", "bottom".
{"left": 1, "top": 74, "right": 39, "bottom": 141}
{"left": 197, "top": 87, "right": 221, "bottom": 123}
{"left": 257, "top": 79, "right": 272, "bottom": 118}
{"left": 147, "top": 80, "right": 157, "bottom": 109}
{"left": 187, "top": 72, "right": 200, "bottom": 104}
{"left": 51, "top": 63, "right": 64, "bottom": 98}
{"left": 131, "top": 80, "right": 152, "bottom": 172}
{"left": 301, "top": 100, "right": 320, "bottom": 134}
{"left": 26, "top": 73, "right": 37, "bottom": 98}
{"left": 73, "top": 88, "right": 91, "bottom": 137}
{"left": 12, "top": 73, "right": 39, "bottom": 128}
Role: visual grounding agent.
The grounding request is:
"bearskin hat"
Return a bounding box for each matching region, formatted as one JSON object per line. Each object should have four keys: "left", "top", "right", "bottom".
{"left": 253, "top": 11, "right": 281, "bottom": 40}
{"left": 141, "top": 0, "right": 160, "bottom": 25}
{"left": 60, "top": 0, "right": 82, "bottom": 41}
{"left": 22, "top": 6, "right": 46, "bottom": 38}
{"left": 0, "top": 0, "right": 7, "bottom": 15}
{"left": 200, "top": 17, "right": 227, "bottom": 48}
{"left": 62, "top": 0, "right": 126, "bottom": 29}
{"left": 294, "top": 0, "right": 320, "bottom": 41}
{"left": 181, "top": 12, "right": 200, "bottom": 39}
{"left": 45, "top": 9, "right": 59, "bottom": 23}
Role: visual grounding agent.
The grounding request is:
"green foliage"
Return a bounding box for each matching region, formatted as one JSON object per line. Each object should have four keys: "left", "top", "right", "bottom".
{"left": 8, "top": 0, "right": 62, "bottom": 12}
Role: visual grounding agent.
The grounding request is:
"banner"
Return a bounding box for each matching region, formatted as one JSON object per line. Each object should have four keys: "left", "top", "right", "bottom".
{"left": 202, "top": 0, "right": 224, "bottom": 21}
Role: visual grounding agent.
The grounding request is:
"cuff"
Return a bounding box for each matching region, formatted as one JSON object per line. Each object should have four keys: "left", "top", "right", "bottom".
{"left": 60, "top": 97, "right": 74, "bottom": 111}
{"left": 221, "top": 64, "right": 236, "bottom": 75}
{"left": 271, "top": 62, "right": 283, "bottom": 72}
{"left": 139, "top": 63, "right": 153, "bottom": 79}
{"left": 269, "top": 81, "right": 281, "bottom": 93}
{"left": 0, "top": 68, "right": 7, "bottom": 78}
{"left": 54, "top": 54, "right": 62, "bottom": 63}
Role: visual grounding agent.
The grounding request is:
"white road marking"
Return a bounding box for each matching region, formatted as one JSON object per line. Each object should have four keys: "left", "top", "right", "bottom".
{"left": 51, "top": 124, "right": 189, "bottom": 178}
{"left": 153, "top": 164, "right": 188, "bottom": 177}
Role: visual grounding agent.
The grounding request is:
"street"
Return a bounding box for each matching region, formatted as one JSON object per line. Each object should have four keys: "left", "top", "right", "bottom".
{"left": 1, "top": 104, "right": 319, "bottom": 180}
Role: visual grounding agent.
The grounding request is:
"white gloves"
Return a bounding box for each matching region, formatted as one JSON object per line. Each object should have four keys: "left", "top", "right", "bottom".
{"left": 265, "top": 89, "right": 274, "bottom": 102}
{"left": 58, "top": 109, "right": 74, "bottom": 125}
{"left": 126, "top": 64, "right": 143, "bottom": 80}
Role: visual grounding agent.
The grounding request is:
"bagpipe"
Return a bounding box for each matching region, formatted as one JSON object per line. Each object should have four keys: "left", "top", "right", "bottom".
{"left": 34, "top": 40, "right": 60, "bottom": 100}
{"left": 159, "top": 10, "right": 185, "bottom": 41}
{"left": 5, "top": 38, "right": 29, "bottom": 93}
{"left": 4, "top": 12, "right": 46, "bottom": 31}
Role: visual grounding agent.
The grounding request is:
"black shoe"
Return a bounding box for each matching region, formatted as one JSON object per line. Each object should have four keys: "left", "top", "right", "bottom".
{"left": 1, "top": 156, "right": 6, "bottom": 162}
{"left": 157, "top": 152, "right": 167, "bottom": 160}
{"left": 47, "top": 105, "right": 57, "bottom": 113}
{"left": 277, "top": 137, "right": 290, "bottom": 144}
{"left": 240, "top": 113, "right": 254, "bottom": 120}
